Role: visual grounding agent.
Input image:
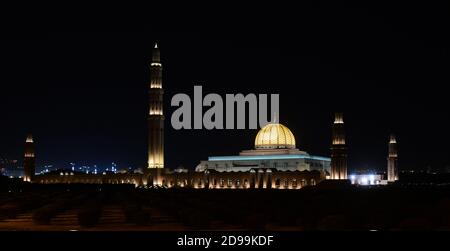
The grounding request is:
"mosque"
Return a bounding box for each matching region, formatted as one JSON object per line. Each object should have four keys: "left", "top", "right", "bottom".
{"left": 24, "top": 43, "right": 398, "bottom": 188}
{"left": 196, "top": 123, "right": 331, "bottom": 174}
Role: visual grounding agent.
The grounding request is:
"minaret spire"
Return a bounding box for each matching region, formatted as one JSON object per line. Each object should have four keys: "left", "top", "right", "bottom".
{"left": 23, "top": 134, "right": 35, "bottom": 182}
{"left": 152, "top": 42, "right": 161, "bottom": 65}
{"left": 330, "top": 112, "right": 348, "bottom": 180}
{"left": 387, "top": 133, "right": 398, "bottom": 182}
{"left": 148, "top": 42, "right": 164, "bottom": 169}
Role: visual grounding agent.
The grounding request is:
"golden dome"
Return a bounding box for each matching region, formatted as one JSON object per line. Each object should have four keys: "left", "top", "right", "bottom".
{"left": 255, "top": 123, "right": 296, "bottom": 149}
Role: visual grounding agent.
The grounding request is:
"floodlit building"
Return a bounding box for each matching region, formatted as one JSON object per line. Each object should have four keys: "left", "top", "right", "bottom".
{"left": 196, "top": 123, "right": 331, "bottom": 174}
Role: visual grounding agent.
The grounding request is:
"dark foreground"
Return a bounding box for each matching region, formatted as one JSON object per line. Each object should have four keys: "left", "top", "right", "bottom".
{"left": 1, "top": 180, "right": 450, "bottom": 231}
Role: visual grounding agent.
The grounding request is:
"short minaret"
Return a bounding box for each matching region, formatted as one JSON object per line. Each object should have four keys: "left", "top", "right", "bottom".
{"left": 387, "top": 134, "right": 398, "bottom": 182}
{"left": 148, "top": 43, "right": 164, "bottom": 168}
{"left": 331, "top": 113, "right": 348, "bottom": 179}
{"left": 23, "top": 134, "right": 35, "bottom": 182}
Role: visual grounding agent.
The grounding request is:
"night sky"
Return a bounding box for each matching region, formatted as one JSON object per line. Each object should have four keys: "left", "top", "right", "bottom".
{"left": 1, "top": 2, "right": 449, "bottom": 173}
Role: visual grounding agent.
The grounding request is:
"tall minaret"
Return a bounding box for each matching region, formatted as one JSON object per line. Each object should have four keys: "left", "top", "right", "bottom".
{"left": 331, "top": 113, "right": 348, "bottom": 180}
{"left": 23, "top": 134, "right": 35, "bottom": 182}
{"left": 387, "top": 134, "right": 398, "bottom": 182}
{"left": 148, "top": 43, "right": 164, "bottom": 168}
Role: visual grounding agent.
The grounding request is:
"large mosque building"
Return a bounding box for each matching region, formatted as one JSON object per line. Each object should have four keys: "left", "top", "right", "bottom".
{"left": 196, "top": 123, "right": 331, "bottom": 174}
{"left": 24, "top": 43, "right": 397, "bottom": 188}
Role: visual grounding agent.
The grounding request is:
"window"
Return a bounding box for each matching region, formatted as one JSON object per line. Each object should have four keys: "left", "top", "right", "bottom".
{"left": 220, "top": 179, "right": 225, "bottom": 187}
{"left": 275, "top": 178, "right": 281, "bottom": 187}
{"left": 227, "top": 179, "right": 233, "bottom": 187}
{"left": 236, "top": 179, "right": 240, "bottom": 187}
{"left": 292, "top": 179, "right": 297, "bottom": 188}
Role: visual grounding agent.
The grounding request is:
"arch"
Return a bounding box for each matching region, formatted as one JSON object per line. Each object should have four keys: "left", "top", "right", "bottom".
{"left": 292, "top": 178, "right": 298, "bottom": 188}
{"left": 275, "top": 178, "right": 281, "bottom": 187}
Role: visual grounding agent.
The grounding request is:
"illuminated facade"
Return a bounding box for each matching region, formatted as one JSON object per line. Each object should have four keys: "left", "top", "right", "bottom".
{"left": 33, "top": 122, "right": 329, "bottom": 189}
{"left": 196, "top": 123, "right": 331, "bottom": 174}
{"left": 331, "top": 113, "right": 348, "bottom": 179}
{"left": 23, "top": 134, "right": 35, "bottom": 182}
{"left": 387, "top": 134, "right": 398, "bottom": 182}
{"left": 148, "top": 43, "right": 164, "bottom": 168}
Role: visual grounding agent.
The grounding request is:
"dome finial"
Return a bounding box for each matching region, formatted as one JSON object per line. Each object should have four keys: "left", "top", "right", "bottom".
{"left": 273, "top": 112, "right": 277, "bottom": 124}
{"left": 154, "top": 42, "right": 158, "bottom": 49}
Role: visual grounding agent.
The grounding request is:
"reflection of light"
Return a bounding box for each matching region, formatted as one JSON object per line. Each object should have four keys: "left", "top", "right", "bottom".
{"left": 350, "top": 175, "right": 355, "bottom": 180}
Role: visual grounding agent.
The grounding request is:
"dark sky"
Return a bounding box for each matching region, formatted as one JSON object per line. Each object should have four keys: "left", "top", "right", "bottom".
{"left": 0, "top": 2, "right": 449, "bottom": 172}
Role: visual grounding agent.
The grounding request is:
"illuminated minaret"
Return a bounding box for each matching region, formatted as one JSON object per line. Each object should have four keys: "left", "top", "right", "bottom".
{"left": 331, "top": 113, "right": 347, "bottom": 179}
{"left": 148, "top": 43, "right": 164, "bottom": 168}
{"left": 387, "top": 134, "right": 398, "bottom": 182}
{"left": 23, "top": 134, "right": 35, "bottom": 182}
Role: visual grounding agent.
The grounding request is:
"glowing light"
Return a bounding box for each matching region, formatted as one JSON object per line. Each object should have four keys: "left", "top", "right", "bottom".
{"left": 390, "top": 134, "right": 397, "bottom": 144}
{"left": 255, "top": 123, "right": 296, "bottom": 149}
{"left": 361, "top": 177, "right": 368, "bottom": 185}
{"left": 26, "top": 135, "right": 33, "bottom": 143}
{"left": 208, "top": 154, "right": 330, "bottom": 162}
{"left": 149, "top": 110, "right": 163, "bottom": 115}
{"left": 334, "top": 113, "right": 344, "bottom": 124}
{"left": 151, "top": 62, "right": 162, "bottom": 67}
{"left": 332, "top": 139, "right": 345, "bottom": 145}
